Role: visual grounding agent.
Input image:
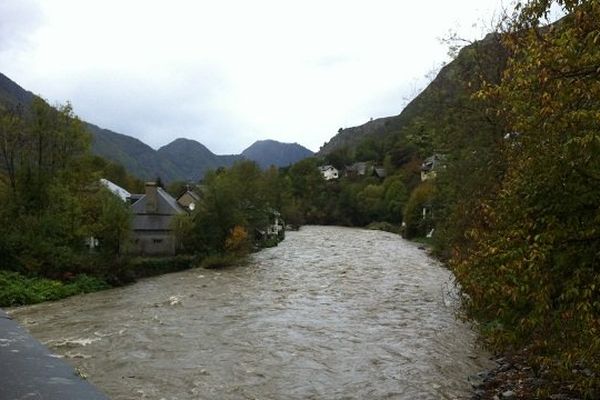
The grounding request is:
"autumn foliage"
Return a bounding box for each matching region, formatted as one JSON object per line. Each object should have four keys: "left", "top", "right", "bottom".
{"left": 448, "top": 1, "right": 600, "bottom": 395}
{"left": 225, "top": 225, "right": 250, "bottom": 255}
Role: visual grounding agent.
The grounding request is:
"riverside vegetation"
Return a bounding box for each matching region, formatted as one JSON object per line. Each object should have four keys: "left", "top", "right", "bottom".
{"left": 1, "top": 0, "right": 598, "bottom": 397}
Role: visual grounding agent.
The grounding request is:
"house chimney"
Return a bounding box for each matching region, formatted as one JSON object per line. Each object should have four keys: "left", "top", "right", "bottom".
{"left": 145, "top": 182, "right": 158, "bottom": 213}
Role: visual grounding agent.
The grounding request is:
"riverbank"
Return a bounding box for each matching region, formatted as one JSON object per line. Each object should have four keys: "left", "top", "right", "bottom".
{"left": 0, "top": 250, "right": 263, "bottom": 307}
{"left": 471, "top": 351, "right": 587, "bottom": 400}
{"left": 0, "top": 255, "right": 197, "bottom": 307}
{"left": 401, "top": 236, "right": 594, "bottom": 399}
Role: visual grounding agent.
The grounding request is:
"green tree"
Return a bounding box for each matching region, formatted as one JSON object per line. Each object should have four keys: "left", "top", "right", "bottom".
{"left": 450, "top": 1, "right": 600, "bottom": 394}
{"left": 0, "top": 97, "right": 133, "bottom": 279}
{"left": 383, "top": 176, "right": 409, "bottom": 223}
{"left": 403, "top": 182, "right": 435, "bottom": 239}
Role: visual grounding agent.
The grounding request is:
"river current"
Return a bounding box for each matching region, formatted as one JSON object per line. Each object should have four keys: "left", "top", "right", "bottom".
{"left": 9, "top": 226, "right": 491, "bottom": 399}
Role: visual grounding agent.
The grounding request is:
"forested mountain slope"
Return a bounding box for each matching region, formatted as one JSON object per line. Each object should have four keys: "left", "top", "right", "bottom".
{"left": 241, "top": 139, "right": 313, "bottom": 169}
{"left": 0, "top": 73, "right": 312, "bottom": 182}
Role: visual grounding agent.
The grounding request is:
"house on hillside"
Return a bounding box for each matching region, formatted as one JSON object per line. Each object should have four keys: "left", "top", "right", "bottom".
{"left": 345, "top": 162, "right": 371, "bottom": 177}
{"left": 318, "top": 165, "right": 339, "bottom": 180}
{"left": 130, "top": 182, "right": 186, "bottom": 256}
{"left": 372, "top": 167, "right": 387, "bottom": 179}
{"left": 421, "top": 154, "right": 444, "bottom": 182}
{"left": 177, "top": 189, "right": 201, "bottom": 212}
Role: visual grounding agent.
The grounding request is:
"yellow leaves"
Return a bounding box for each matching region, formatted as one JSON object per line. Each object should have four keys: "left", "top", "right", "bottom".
{"left": 224, "top": 225, "right": 249, "bottom": 255}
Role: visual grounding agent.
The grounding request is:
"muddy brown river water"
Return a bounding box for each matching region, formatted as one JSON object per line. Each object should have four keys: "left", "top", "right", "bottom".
{"left": 9, "top": 226, "right": 492, "bottom": 399}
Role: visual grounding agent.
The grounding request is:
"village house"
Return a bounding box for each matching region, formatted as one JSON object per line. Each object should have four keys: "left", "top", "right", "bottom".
{"left": 345, "top": 161, "right": 371, "bottom": 177}
{"left": 130, "top": 182, "right": 186, "bottom": 256}
{"left": 372, "top": 167, "right": 387, "bottom": 179}
{"left": 318, "top": 165, "right": 339, "bottom": 180}
{"left": 421, "top": 154, "right": 444, "bottom": 182}
{"left": 177, "top": 189, "right": 201, "bottom": 212}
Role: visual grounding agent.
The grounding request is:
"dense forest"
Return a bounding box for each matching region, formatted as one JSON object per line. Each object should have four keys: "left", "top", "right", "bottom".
{"left": 0, "top": 0, "right": 598, "bottom": 396}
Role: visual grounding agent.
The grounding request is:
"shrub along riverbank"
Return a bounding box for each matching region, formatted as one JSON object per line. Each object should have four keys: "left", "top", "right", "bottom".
{"left": 0, "top": 256, "right": 195, "bottom": 307}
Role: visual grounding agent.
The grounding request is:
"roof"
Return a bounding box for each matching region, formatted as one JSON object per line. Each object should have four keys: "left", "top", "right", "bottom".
{"left": 131, "top": 187, "right": 185, "bottom": 231}
{"left": 421, "top": 154, "right": 445, "bottom": 172}
{"left": 346, "top": 162, "right": 369, "bottom": 175}
{"left": 178, "top": 190, "right": 201, "bottom": 202}
{"left": 100, "top": 178, "right": 131, "bottom": 201}
{"left": 128, "top": 193, "right": 144, "bottom": 203}
{"left": 131, "top": 187, "right": 185, "bottom": 215}
{"left": 318, "top": 165, "right": 337, "bottom": 172}
{"left": 373, "top": 167, "right": 387, "bottom": 178}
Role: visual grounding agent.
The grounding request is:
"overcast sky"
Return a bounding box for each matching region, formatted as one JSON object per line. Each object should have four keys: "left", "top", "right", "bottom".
{"left": 0, "top": 0, "right": 511, "bottom": 154}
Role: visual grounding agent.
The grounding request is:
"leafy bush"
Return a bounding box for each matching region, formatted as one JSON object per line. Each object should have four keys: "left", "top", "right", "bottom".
{"left": 200, "top": 253, "right": 245, "bottom": 269}
{"left": 0, "top": 271, "right": 109, "bottom": 307}
{"left": 128, "top": 255, "right": 196, "bottom": 279}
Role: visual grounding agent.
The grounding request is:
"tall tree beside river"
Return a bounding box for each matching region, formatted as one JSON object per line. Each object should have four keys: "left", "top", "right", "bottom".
{"left": 0, "top": 97, "right": 131, "bottom": 279}
{"left": 450, "top": 1, "right": 600, "bottom": 395}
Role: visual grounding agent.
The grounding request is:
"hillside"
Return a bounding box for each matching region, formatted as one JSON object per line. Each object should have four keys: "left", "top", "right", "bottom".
{"left": 0, "top": 73, "right": 34, "bottom": 108}
{"left": 317, "top": 32, "right": 507, "bottom": 156}
{"left": 86, "top": 123, "right": 182, "bottom": 182}
{"left": 241, "top": 139, "right": 313, "bottom": 169}
{"left": 0, "top": 72, "right": 312, "bottom": 182}
{"left": 157, "top": 138, "right": 241, "bottom": 181}
{"left": 318, "top": 117, "right": 394, "bottom": 155}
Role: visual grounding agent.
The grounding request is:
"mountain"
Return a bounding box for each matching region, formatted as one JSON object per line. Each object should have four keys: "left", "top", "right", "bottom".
{"left": 0, "top": 72, "right": 312, "bottom": 182}
{"left": 157, "top": 138, "right": 241, "bottom": 181}
{"left": 86, "top": 123, "right": 183, "bottom": 182}
{"left": 317, "top": 33, "right": 507, "bottom": 156}
{"left": 318, "top": 117, "right": 394, "bottom": 155}
{"left": 0, "top": 73, "right": 34, "bottom": 106}
{"left": 241, "top": 139, "right": 314, "bottom": 169}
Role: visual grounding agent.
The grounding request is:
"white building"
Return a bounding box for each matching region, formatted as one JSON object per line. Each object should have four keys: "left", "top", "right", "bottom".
{"left": 318, "top": 165, "right": 339, "bottom": 180}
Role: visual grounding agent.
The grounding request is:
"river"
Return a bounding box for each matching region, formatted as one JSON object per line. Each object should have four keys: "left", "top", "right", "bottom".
{"left": 8, "top": 226, "right": 491, "bottom": 399}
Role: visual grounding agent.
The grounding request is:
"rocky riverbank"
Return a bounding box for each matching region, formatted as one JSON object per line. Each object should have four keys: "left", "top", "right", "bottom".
{"left": 470, "top": 353, "right": 586, "bottom": 400}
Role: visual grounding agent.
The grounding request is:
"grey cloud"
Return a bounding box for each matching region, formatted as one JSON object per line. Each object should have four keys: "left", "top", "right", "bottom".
{"left": 61, "top": 68, "right": 245, "bottom": 153}
{"left": 0, "top": 1, "right": 42, "bottom": 51}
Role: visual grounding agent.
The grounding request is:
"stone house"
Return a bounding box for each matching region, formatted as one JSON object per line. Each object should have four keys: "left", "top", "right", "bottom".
{"left": 130, "top": 182, "right": 186, "bottom": 256}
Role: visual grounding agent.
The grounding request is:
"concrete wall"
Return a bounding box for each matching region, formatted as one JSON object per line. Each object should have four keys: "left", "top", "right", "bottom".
{"left": 0, "top": 309, "right": 109, "bottom": 399}
{"left": 131, "top": 231, "right": 178, "bottom": 256}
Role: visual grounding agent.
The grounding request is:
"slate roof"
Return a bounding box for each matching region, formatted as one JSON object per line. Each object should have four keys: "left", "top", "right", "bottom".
{"left": 131, "top": 188, "right": 185, "bottom": 231}
{"left": 178, "top": 190, "right": 201, "bottom": 202}
{"left": 373, "top": 167, "right": 387, "bottom": 178}
{"left": 346, "top": 162, "right": 369, "bottom": 175}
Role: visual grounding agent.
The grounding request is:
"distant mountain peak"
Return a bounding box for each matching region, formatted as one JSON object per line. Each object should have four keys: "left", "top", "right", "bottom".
{"left": 0, "top": 71, "right": 313, "bottom": 181}
{"left": 241, "top": 140, "right": 314, "bottom": 169}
